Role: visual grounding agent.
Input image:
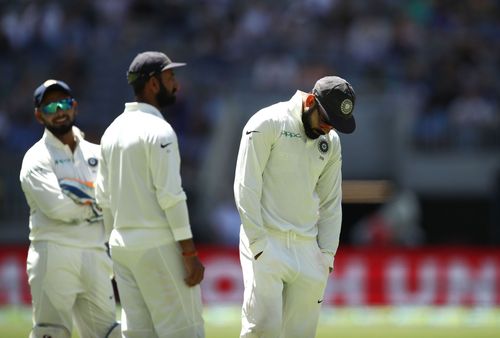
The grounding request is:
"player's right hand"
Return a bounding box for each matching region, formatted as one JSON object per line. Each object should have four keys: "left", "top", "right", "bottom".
{"left": 86, "top": 203, "right": 103, "bottom": 223}
{"left": 182, "top": 255, "right": 205, "bottom": 287}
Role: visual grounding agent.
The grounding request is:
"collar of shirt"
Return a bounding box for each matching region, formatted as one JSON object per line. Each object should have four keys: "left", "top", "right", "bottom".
{"left": 124, "top": 102, "right": 164, "bottom": 120}
{"left": 43, "top": 126, "right": 82, "bottom": 149}
{"left": 287, "top": 90, "right": 307, "bottom": 137}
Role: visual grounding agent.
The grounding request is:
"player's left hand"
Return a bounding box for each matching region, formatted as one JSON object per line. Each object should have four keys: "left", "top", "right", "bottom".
{"left": 182, "top": 255, "right": 205, "bottom": 287}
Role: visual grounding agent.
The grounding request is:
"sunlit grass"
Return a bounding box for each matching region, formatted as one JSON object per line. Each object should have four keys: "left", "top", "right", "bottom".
{"left": 2, "top": 305, "right": 499, "bottom": 338}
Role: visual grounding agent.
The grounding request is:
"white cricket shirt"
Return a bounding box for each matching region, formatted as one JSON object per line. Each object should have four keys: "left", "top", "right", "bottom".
{"left": 234, "top": 91, "right": 343, "bottom": 259}
{"left": 95, "top": 102, "right": 192, "bottom": 249}
{"left": 19, "top": 127, "right": 107, "bottom": 249}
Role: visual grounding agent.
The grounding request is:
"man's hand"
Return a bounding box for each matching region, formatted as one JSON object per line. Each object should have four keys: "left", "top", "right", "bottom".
{"left": 182, "top": 255, "right": 205, "bottom": 286}
{"left": 87, "top": 203, "right": 103, "bottom": 223}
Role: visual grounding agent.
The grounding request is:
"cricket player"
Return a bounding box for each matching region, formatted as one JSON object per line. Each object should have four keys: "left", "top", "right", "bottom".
{"left": 19, "top": 79, "right": 119, "bottom": 338}
{"left": 95, "top": 51, "right": 205, "bottom": 338}
{"left": 234, "top": 76, "right": 356, "bottom": 337}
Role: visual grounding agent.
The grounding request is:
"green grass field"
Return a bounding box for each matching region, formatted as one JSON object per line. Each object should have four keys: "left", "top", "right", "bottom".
{"left": 1, "top": 306, "right": 499, "bottom": 338}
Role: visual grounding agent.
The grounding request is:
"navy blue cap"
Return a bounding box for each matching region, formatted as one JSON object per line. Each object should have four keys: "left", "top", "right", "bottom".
{"left": 33, "top": 79, "right": 72, "bottom": 107}
{"left": 313, "top": 76, "right": 356, "bottom": 134}
{"left": 127, "top": 51, "right": 186, "bottom": 84}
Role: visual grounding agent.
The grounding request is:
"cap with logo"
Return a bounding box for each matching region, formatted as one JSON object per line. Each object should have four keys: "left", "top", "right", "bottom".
{"left": 127, "top": 51, "right": 186, "bottom": 84}
{"left": 312, "top": 76, "right": 356, "bottom": 134}
{"left": 33, "top": 79, "right": 72, "bottom": 107}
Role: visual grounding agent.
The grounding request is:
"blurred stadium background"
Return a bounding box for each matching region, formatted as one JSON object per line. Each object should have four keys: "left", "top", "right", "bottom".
{"left": 0, "top": 0, "right": 499, "bottom": 337}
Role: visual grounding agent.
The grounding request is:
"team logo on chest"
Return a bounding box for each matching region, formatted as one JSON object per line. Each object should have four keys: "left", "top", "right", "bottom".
{"left": 88, "top": 157, "right": 98, "bottom": 167}
{"left": 317, "top": 138, "right": 329, "bottom": 154}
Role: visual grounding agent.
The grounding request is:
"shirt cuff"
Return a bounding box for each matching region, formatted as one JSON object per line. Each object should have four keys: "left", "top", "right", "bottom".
{"left": 172, "top": 227, "right": 193, "bottom": 241}
{"left": 321, "top": 250, "right": 335, "bottom": 269}
{"left": 164, "top": 201, "right": 192, "bottom": 241}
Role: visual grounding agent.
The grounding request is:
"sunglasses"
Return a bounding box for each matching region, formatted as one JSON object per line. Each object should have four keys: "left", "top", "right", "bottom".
{"left": 40, "top": 98, "right": 75, "bottom": 115}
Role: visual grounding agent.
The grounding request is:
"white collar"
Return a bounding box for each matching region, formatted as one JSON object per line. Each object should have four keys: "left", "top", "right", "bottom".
{"left": 42, "top": 125, "right": 82, "bottom": 149}
{"left": 124, "top": 102, "right": 164, "bottom": 119}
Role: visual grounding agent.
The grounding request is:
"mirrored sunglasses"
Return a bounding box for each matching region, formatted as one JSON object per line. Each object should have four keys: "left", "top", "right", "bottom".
{"left": 40, "top": 98, "right": 75, "bottom": 115}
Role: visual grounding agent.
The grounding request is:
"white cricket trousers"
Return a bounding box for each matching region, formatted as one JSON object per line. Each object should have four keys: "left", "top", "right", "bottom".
{"left": 239, "top": 229, "right": 331, "bottom": 338}
{"left": 110, "top": 242, "right": 205, "bottom": 338}
{"left": 27, "top": 241, "right": 116, "bottom": 337}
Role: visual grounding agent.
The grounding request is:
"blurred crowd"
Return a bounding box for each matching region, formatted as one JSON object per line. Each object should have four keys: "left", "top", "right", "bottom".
{"left": 0, "top": 0, "right": 499, "bottom": 244}
{"left": 1, "top": 0, "right": 499, "bottom": 149}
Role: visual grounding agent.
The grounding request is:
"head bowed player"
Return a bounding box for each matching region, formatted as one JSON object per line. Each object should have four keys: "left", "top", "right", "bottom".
{"left": 302, "top": 76, "right": 356, "bottom": 139}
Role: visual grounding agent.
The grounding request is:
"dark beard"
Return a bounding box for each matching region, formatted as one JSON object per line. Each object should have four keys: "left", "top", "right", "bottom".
{"left": 156, "top": 82, "right": 176, "bottom": 108}
{"left": 301, "top": 107, "right": 321, "bottom": 139}
{"left": 46, "top": 121, "right": 74, "bottom": 136}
